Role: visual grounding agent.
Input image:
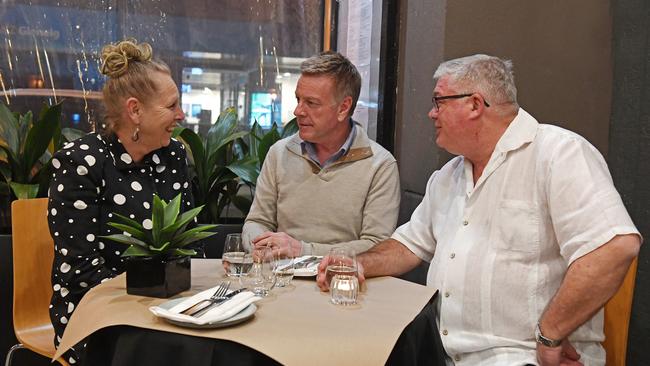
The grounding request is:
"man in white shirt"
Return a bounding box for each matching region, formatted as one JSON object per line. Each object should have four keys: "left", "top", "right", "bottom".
{"left": 317, "top": 54, "right": 641, "bottom": 366}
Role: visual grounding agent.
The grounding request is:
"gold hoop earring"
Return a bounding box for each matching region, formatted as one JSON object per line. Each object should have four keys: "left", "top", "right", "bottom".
{"left": 131, "top": 126, "right": 140, "bottom": 142}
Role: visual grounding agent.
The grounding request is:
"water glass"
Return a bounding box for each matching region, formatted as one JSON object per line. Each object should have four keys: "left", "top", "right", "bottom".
{"left": 273, "top": 244, "right": 295, "bottom": 287}
{"left": 326, "top": 247, "right": 359, "bottom": 305}
{"left": 241, "top": 246, "right": 276, "bottom": 296}
{"left": 325, "top": 247, "right": 358, "bottom": 289}
{"left": 222, "top": 233, "right": 253, "bottom": 277}
{"left": 330, "top": 274, "right": 359, "bottom": 305}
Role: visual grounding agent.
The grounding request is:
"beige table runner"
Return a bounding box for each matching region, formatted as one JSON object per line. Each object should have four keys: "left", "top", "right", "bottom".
{"left": 55, "top": 259, "right": 437, "bottom": 365}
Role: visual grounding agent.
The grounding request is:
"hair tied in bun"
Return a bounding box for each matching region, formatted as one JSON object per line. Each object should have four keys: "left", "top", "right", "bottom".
{"left": 100, "top": 39, "right": 153, "bottom": 78}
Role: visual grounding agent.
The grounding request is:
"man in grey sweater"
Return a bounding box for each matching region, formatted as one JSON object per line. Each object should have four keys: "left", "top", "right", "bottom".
{"left": 243, "top": 51, "right": 400, "bottom": 256}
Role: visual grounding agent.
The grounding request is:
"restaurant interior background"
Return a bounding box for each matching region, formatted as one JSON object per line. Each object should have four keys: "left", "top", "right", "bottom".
{"left": 0, "top": 0, "right": 648, "bottom": 364}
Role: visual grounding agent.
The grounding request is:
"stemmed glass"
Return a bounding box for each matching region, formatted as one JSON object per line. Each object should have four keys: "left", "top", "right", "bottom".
{"left": 222, "top": 234, "right": 253, "bottom": 277}
{"left": 326, "top": 247, "right": 359, "bottom": 305}
{"left": 241, "top": 246, "right": 277, "bottom": 297}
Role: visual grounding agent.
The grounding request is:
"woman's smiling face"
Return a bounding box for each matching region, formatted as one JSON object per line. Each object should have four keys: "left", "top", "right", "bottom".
{"left": 137, "top": 71, "right": 185, "bottom": 150}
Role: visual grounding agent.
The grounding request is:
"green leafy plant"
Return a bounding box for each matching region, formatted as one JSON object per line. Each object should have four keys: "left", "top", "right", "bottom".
{"left": 100, "top": 193, "right": 217, "bottom": 258}
{"left": 0, "top": 102, "right": 84, "bottom": 199}
{"left": 174, "top": 107, "right": 299, "bottom": 224}
{"left": 248, "top": 117, "right": 298, "bottom": 171}
{"left": 174, "top": 107, "right": 257, "bottom": 224}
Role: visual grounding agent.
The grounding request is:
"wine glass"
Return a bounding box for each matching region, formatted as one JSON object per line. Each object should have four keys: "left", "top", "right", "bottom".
{"left": 326, "top": 247, "right": 359, "bottom": 305}
{"left": 221, "top": 234, "right": 253, "bottom": 277}
{"left": 241, "top": 246, "right": 276, "bottom": 296}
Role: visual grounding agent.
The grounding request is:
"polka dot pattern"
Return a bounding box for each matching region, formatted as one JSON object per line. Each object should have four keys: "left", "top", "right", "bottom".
{"left": 47, "top": 132, "right": 194, "bottom": 363}
{"left": 120, "top": 153, "right": 132, "bottom": 164}
{"left": 84, "top": 155, "right": 96, "bottom": 166}
{"left": 113, "top": 194, "right": 126, "bottom": 205}
{"left": 131, "top": 181, "right": 142, "bottom": 191}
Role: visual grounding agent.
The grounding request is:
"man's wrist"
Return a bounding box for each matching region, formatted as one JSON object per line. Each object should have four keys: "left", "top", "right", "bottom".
{"left": 535, "top": 323, "right": 563, "bottom": 348}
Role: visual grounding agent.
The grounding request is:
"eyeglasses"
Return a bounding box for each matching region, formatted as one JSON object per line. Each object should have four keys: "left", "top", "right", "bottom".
{"left": 432, "top": 93, "right": 490, "bottom": 111}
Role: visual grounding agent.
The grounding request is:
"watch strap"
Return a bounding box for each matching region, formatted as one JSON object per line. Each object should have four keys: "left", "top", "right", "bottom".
{"left": 535, "top": 323, "right": 562, "bottom": 347}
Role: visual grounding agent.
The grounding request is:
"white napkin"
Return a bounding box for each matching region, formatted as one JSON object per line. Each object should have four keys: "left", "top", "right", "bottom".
{"left": 293, "top": 256, "right": 321, "bottom": 276}
{"left": 149, "top": 287, "right": 261, "bottom": 325}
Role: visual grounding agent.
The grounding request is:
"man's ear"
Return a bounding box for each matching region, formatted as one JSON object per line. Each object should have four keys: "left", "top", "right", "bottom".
{"left": 337, "top": 96, "right": 353, "bottom": 122}
{"left": 125, "top": 97, "right": 141, "bottom": 121}
{"left": 468, "top": 94, "right": 485, "bottom": 119}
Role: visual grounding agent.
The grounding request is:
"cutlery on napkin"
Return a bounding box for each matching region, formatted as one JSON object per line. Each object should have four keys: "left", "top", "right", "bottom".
{"left": 149, "top": 286, "right": 261, "bottom": 325}
{"left": 277, "top": 255, "right": 322, "bottom": 272}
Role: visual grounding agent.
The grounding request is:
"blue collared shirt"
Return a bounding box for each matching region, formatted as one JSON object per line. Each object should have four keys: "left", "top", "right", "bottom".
{"left": 301, "top": 120, "right": 357, "bottom": 168}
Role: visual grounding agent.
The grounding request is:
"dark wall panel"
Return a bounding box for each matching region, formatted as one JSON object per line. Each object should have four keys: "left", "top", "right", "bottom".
{"left": 609, "top": 1, "right": 650, "bottom": 363}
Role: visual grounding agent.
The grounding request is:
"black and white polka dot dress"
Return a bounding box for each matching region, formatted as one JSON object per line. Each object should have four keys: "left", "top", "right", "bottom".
{"left": 47, "top": 132, "right": 194, "bottom": 363}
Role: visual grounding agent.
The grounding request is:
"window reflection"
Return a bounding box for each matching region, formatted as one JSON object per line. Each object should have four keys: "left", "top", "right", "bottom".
{"left": 0, "top": 0, "right": 324, "bottom": 134}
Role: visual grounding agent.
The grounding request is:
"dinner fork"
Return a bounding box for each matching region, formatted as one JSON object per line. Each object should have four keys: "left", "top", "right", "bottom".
{"left": 179, "top": 281, "right": 230, "bottom": 316}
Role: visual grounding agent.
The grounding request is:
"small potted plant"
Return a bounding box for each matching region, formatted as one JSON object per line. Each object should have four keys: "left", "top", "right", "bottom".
{"left": 100, "top": 193, "right": 217, "bottom": 298}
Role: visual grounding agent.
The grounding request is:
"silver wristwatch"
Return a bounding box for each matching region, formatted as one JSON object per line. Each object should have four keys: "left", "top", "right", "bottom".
{"left": 535, "top": 323, "right": 562, "bottom": 347}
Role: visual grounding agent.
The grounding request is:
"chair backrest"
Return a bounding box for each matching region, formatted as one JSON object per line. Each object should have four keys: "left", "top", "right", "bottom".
{"left": 11, "top": 198, "right": 55, "bottom": 351}
{"left": 602, "top": 257, "right": 638, "bottom": 366}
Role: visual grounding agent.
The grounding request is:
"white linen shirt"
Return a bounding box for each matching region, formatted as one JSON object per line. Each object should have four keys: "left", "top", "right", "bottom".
{"left": 392, "top": 108, "right": 640, "bottom": 366}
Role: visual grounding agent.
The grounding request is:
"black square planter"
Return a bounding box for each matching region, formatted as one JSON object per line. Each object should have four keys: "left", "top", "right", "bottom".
{"left": 126, "top": 256, "right": 191, "bottom": 298}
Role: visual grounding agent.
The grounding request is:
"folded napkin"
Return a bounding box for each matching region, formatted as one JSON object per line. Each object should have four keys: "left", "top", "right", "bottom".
{"left": 293, "top": 257, "right": 320, "bottom": 276}
{"left": 149, "top": 286, "right": 261, "bottom": 325}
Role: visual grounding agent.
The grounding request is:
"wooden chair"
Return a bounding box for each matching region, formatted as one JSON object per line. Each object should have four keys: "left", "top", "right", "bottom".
{"left": 602, "top": 257, "right": 638, "bottom": 366}
{"left": 4, "top": 198, "right": 69, "bottom": 366}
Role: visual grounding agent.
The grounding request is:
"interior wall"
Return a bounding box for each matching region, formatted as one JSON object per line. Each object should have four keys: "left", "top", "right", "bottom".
{"left": 395, "top": 0, "right": 613, "bottom": 204}
{"left": 444, "top": 0, "right": 612, "bottom": 156}
{"left": 394, "top": 0, "right": 447, "bottom": 225}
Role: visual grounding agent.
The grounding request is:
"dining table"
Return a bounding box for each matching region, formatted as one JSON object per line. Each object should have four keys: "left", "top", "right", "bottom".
{"left": 54, "top": 259, "right": 443, "bottom": 366}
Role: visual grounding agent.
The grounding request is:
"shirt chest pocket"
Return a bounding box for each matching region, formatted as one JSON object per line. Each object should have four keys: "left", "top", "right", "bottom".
{"left": 491, "top": 199, "right": 540, "bottom": 253}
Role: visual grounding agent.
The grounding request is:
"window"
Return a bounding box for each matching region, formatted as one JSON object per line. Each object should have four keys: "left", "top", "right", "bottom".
{"left": 0, "top": 0, "right": 325, "bottom": 134}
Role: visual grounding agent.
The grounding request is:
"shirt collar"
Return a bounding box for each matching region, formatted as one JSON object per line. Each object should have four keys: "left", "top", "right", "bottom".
{"left": 106, "top": 133, "right": 169, "bottom": 171}
{"left": 300, "top": 119, "right": 356, "bottom": 168}
{"left": 493, "top": 108, "right": 539, "bottom": 154}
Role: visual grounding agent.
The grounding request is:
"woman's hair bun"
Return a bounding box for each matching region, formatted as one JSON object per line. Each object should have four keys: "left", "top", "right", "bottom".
{"left": 100, "top": 39, "right": 153, "bottom": 78}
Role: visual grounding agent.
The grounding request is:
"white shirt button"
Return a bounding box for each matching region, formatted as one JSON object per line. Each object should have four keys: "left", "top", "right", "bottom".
{"left": 455, "top": 355, "right": 461, "bottom": 361}
{"left": 462, "top": 220, "right": 469, "bottom": 226}
{"left": 450, "top": 253, "right": 456, "bottom": 259}
{"left": 444, "top": 292, "right": 450, "bottom": 297}
{"left": 442, "top": 329, "right": 448, "bottom": 336}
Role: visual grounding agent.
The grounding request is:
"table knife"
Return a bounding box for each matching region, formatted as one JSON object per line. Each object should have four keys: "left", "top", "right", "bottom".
{"left": 190, "top": 288, "right": 247, "bottom": 317}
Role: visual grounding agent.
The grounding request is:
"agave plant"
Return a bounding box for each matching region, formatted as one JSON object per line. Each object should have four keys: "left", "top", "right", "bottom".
{"left": 100, "top": 193, "right": 217, "bottom": 258}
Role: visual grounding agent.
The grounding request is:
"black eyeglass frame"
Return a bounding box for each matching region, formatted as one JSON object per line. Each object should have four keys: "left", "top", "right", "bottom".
{"left": 432, "top": 93, "right": 490, "bottom": 110}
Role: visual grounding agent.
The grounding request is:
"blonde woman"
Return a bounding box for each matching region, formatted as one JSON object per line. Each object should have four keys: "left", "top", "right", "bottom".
{"left": 48, "top": 39, "right": 194, "bottom": 364}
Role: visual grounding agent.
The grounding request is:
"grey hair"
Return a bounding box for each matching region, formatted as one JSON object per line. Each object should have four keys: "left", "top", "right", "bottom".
{"left": 300, "top": 51, "right": 361, "bottom": 116}
{"left": 433, "top": 54, "right": 519, "bottom": 109}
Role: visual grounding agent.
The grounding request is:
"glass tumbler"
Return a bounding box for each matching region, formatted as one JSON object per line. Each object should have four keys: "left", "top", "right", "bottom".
{"left": 272, "top": 244, "right": 295, "bottom": 287}
{"left": 330, "top": 274, "right": 359, "bottom": 305}
{"left": 326, "top": 247, "right": 359, "bottom": 305}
